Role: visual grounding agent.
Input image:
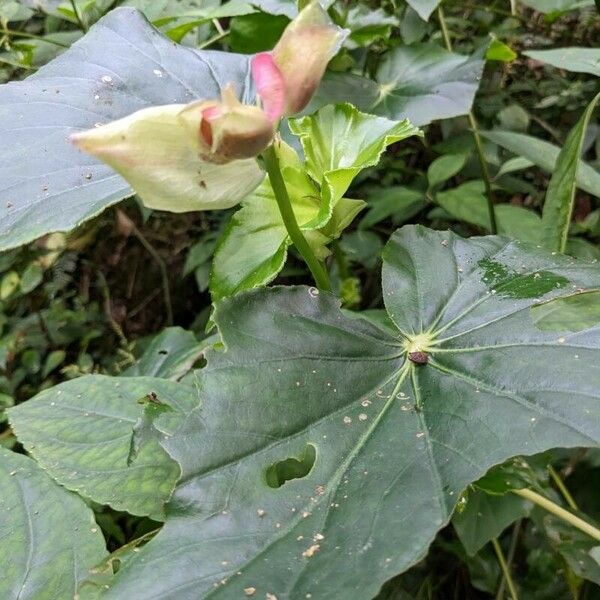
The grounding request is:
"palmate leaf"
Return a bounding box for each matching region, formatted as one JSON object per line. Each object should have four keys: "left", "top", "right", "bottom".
{"left": 0, "top": 448, "right": 107, "bottom": 600}
{"left": 67, "top": 225, "right": 599, "bottom": 599}
{"left": 0, "top": 7, "right": 254, "bottom": 251}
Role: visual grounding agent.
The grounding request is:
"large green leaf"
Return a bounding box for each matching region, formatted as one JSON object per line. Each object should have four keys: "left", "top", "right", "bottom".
{"left": 0, "top": 7, "right": 253, "bottom": 251}
{"left": 8, "top": 376, "right": 197, "bottom": 519}
{"left": 308, "top": 44, "right": 485, "bottom": 127}
{"left": 524, "top": 48, "right": 600, "bottom": 76}
{"left": 95, "top": 225, "right": 600, "bottom": 599}
{"left": 480, "top": 130, "right": 600, "bottom": 199}
{"left": 0, "top": 447, "right": 107, "bottom": 600}
{"left": 373, "top": 44, "right": 485, "bottom": 126}
{"left": 542, "top": 93, "right": 600, "bottom": 252}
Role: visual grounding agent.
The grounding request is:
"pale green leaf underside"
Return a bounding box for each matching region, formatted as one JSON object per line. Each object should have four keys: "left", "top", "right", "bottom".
{"left": 481, "top": 130, "right": 600, "bottom": 199}
{"left": 0, "top": 448, "right": 107, "bottom": 600}
{"left": 86, "top": 225, "right": 600, "bottom": 599}
{"left": 8, "top": 377, "right": 198, "bottom": 519}
{"left": 524, "top": 47, "right": 600, "bottom": 77}
{"left": 0, "top": 7, "right": 254, "bottom": 251}
{"left": 405, "top": 0, "right": 442, "bottom": 21}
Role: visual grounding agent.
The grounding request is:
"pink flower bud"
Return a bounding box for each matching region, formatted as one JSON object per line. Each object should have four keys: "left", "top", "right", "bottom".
{"left": 251, "top": 2, "right": 348, "bottom": 120}
{"left": 180, "top": 85, "right": 274, "bottom": 164}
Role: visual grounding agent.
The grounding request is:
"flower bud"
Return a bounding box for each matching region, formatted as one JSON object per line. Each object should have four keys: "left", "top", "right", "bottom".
{"left": 180, "top": 85, "right": 274, "bottom": 164}
{"left": 251, "top": 2, "right": 348, "bottom": 120}
{"left": 70, "top": 100, "right": 265, "bottom": 213}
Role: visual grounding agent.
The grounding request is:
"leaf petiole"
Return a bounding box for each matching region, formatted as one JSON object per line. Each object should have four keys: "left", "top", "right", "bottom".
{"left": 513, "top": 488, "right": 600, "bottom": 541}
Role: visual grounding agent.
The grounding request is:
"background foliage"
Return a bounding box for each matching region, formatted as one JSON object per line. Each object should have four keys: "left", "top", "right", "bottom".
{"left": 1, "top": 0, "right": 599, "bottom": 599}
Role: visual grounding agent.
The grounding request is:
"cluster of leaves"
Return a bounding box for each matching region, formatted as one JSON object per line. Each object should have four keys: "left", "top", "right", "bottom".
{"left": 1, "top": 1, "right": 600, "bottom": 599}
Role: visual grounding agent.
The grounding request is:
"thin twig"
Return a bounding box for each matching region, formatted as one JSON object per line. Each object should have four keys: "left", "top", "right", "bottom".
{"left": 197, "top": 29, "right": 229, "bottom": 50}
{"left": 492, "top": 538, "right": 519, "bottom": 600}
{"left": 128, "top": 223, "right": 174, "bottom": 326}
{"left": 437, "top": 6, "right": 498, "bottom": 234}
{"left": 548, "top": 464, "right": 579, "bottom": 511}
{"left": 496, "top": 520, "right": 522, "bottom": 600}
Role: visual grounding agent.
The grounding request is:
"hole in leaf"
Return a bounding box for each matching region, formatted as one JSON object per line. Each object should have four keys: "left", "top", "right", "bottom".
{"left": 265, "top": 444, "right": 316, "bottom": 488}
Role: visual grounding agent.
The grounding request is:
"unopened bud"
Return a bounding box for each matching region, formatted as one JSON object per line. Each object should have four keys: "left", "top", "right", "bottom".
{"left": 252, "top": 2, "right": 348, "bottom": 120}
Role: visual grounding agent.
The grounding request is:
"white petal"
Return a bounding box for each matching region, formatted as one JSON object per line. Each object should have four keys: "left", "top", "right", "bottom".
{"left": 71, "top": 104, "right": 264, "bottom": 212}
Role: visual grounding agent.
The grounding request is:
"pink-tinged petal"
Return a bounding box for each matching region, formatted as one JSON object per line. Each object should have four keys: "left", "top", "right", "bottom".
{"left": 251, "top": 52, "right": 286, "bottom": 123}
{"left": 270, "top": 2, "right": 349, "bottom": 116}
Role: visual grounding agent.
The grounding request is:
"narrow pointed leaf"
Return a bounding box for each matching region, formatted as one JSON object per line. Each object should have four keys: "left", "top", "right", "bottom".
{"left": 541, "top": 92, "right": 600, "bottom": 252}
{"left": 480, "top": 130, "right": 600, "bottom": 199}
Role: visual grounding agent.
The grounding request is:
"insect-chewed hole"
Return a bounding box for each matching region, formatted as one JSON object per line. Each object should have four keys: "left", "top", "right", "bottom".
{"left": 265, "top": 444, "right": 316, "bottom": 489}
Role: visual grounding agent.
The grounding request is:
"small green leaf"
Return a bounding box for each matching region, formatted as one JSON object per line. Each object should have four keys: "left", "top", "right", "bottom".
{"left": 531, "top": 290, "right": 600, "bottom": 332}
{"left": 435, "top": 180, "right": 542, "bottom": 243}
{"left": 405, "top": 0, "right": 442, "bottom": 21}
{"left": 524, "top": 47, "right": 600, "bottom": 76}
{"left": 0, "top": 271, "right": 20, "bottom": 300}
{"left": 127, "top": 392, "right": 174, "bottom": 466}
{"left": 373, "top": 44, "right": 485, "bottom": 126}
{"left": 541, "top": 92, "right": 600, "bottom": 253}
{"left": 123, "top": 327, "right": 207, "bottom": 380}
{"left": 229, "top": 12, "right": 289, "bottom": 53}
{"left": 19, "top": 263, "right": 43, "bottom": 294}
{"left": 359, "top": 186, "right": 426, "bottom": 230}
{"left": 289, "top": 103, "right": 421, "bottom": 224}
{"left": 453, "top": 487, "right": 532, "bottom": 555}
{"left": 42, "top": 349, "right": 66, "bottom": 378}
{"left": 486, "top": 38, "right": 518, "bottom": 62}
{"left": 427, "top": 153, "right": 468, "bottom": 189}
{"left": 0, "top": 447, "right": 107, "bottom": 600}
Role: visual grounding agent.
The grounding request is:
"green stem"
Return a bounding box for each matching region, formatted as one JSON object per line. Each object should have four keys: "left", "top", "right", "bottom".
{"left": 0, "top": 27, "right": 70, "bottom": 48}
{"left": 263, "top": 143, "right": 331, "bottom": 291}
{"left": 69, "top": 0, "right": 88, "bottom": 32}
{"left": 492, "top": 538, "right": 519, "bottom": 600}
{"left": 514, "top": 488, "right": 600, "bottom": 541}
{"left": 548, "top": 465, "right": 579, "bottom": 511}
{"left": 496, "top": 520, "right": 522, "bottom": 600}
{"left": 437, "top": 6, "right": 498, "bottom": 235}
